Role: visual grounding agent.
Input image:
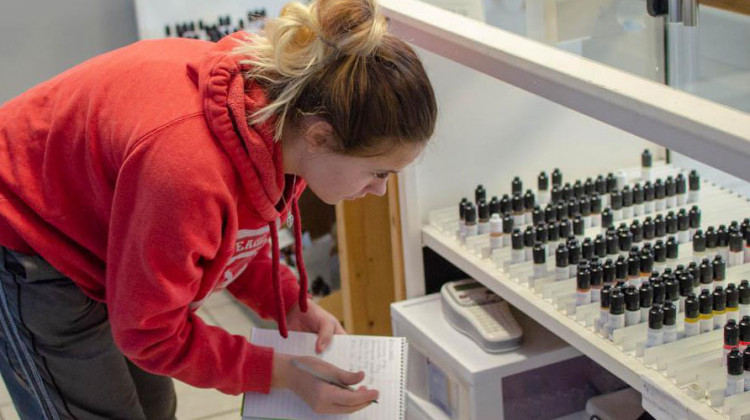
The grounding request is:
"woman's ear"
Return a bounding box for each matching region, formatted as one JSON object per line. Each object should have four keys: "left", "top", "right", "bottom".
{"left": 303, "top": 119, "right": 337, "bottom": 152}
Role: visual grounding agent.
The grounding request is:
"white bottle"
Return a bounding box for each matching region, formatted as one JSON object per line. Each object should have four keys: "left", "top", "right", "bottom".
{"left": 489, "top": 214, "right": 503, "bottom": 250}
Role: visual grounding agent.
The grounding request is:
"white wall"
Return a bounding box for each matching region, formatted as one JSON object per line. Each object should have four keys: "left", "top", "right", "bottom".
{"left": 0, "top": 1, "right": 138, "bottom": 103}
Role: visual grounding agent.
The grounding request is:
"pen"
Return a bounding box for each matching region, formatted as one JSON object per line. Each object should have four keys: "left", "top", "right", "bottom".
{"left": 291, "top": 359, "right": 379, "bottom": 404}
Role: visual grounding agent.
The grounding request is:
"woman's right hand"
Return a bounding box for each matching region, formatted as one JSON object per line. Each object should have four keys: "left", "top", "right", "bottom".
{"left": 272, "top": 353, "right": 379, "bottom": 414}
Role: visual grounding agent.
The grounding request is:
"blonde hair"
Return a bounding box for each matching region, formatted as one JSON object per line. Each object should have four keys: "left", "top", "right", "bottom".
{"left": 234, "top": 0, "right": 436, "bottom": 154}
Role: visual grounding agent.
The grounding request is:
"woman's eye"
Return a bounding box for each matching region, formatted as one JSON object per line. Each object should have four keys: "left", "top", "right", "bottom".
{"left": 373, "top": 172, "right": 390, "bottom": 179}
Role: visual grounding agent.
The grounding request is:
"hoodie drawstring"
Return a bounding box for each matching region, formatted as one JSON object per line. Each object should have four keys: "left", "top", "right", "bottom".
{"left": 269, "top": 195, "right": 309, "bottom": 339}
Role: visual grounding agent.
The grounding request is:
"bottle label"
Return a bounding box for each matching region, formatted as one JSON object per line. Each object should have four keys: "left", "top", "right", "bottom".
{"left": 576, "top": 291, "right": 591, "bottom": 306}
{"left": 646, "top": 329, "right": 663, "bottom": 348}
{"left": 684, "top": 321, "right": 700, "bottom": 337}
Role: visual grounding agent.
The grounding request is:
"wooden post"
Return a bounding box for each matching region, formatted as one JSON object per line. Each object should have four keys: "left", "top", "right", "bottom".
{"left": 336, "top": 175, "right": 405, "bottom": 336}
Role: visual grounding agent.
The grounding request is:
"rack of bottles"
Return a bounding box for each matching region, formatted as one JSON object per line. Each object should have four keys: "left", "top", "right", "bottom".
{"left": 424, "top": 151, "right": 750, "bottom": 419}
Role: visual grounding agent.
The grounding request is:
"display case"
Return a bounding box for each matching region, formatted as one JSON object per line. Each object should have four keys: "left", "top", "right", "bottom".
{"left": 381, "top": 0, "right": 750, "bottom": 418}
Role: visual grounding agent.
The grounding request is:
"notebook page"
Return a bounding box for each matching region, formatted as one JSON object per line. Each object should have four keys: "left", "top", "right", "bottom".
{"left": 242, "top": 329, "right": 405, "bottom": 420}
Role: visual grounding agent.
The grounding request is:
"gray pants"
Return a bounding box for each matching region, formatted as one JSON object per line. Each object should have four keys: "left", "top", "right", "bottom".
{"left": 0, "top": 247, "right": 177, "bottom": 419}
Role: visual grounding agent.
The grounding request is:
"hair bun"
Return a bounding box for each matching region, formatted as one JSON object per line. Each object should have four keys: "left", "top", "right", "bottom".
{"left": 315, "top": 0, "right": 387, "bottom": 56}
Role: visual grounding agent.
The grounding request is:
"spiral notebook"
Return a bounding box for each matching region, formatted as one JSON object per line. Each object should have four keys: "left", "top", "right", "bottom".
{"left": 241, "top": 329, "right": 408, "bottom": 420}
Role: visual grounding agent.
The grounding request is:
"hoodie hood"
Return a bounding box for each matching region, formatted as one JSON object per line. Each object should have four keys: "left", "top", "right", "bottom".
{"left": 187, "top": 33, "right": 309, "bottom": 337}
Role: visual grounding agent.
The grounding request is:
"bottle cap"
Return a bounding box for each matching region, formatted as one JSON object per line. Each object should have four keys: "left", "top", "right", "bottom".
{"left": 590, "top": 193, "right": 602, "bottom": 214}
{"left": 730, "top": 232, "right": 743, "bottom": 252}
{"left": 606, "top": 173, "right": 617, "bottom": 193}
{"left": 559, "top": 219, "right": 571, "bottom": 239}
{"left": 524, "top": 190, "right": 535, "bottom": 211}
{"left": 648, "top": 305, "right": 663, "bottom": 329}
{"left": 512, "top": 194, "right": 524, "bottom": 213}
{"left": 666, "top": 212, "right": 678, "bottom": 234}
{"left": 739, "top": 280, "right": 750, "bottom": 305}
{"left": 665, "top": 278, "right": 679, "bottom": 302}
{"left": 532, "top": 207, "right": 544, "bottom": 225}
{"left": 535, "top": 224, "right": 548, "bottom": 244}
{"left": 652, "top": 241, "right": 666, "bottom": 263}
{"left": 676, "top": 173, "right": 687, "bottom": 194}
{"left": 595, "top": 175, "right": 607, "bottom": 195}
{"left": 591, "top": 263, "right": 603, "bottom": 286}
{"left": 524, "top": 227, "right": 536, "bottom": 248}
{"left": 625, "top": 286, "right": 640, "bottom": 311}
{"left": 689, "top": 206, "right": 701, "bottom": 229}
{"left": 573, "top": 216, "right": 585, "bottom": 236}
{"left": 562, "top": 184, "right": 572, "bottom": 201}
{"left": 712, "top": 286, "right": 726, "bottom": 308}
{"left": 666, "top": 237, "right": 679, "bottom": 259}
{"left": 654, "top": 179, "right": 665, "bottom": 199}
{"left": 503, "top": 214, "right": 514, "bottom": 234}
{"left": 545, "top": 204, "right": 557, "bottom": 223}
{"left": 511, "top": 229, "right": 523, "bottom": 250}
{"left": 512, "top": 177, "right": 522, "bottom": 196}
{"left": 568, "top": 198, "right": 580, "bottom": 219}
{"left": 551, "top": 187, "right": 562, "bottom": 205}
{"left": 727, "top": 284, "right": 739, "bottom": 309}
{"left": 728, "top": 348, "right": 743, "bottom": 376}
{"left": 718, "top": 225, "right": 729, "bottom": 247}
{"left": 579, "top": 195, "right": 591, "bottom": 216}
{"left": 693, "top": 230, "right": 706, "bottom": 252}
{"left": 699, "top": 290, "right": 713, "bottom": 315}
{"left": 631, "top": 221, "right": 643, "bottom": 243}
{"left": 533, "top": 243, "right": 546, "bottom": 264}
{"left": 459, "top": 198, "right": 468, "bottom": 219}
{"left": 740, "top": 316, "right": 750, "bottom": 343}
{"left": 606, "top": 233, "right": 619, "bottom": 256}
{"left": 654, "top": 215, "right": 666, "bottom": 237}
{"left": 643, "top": 181, "right": 655, "bottom": 201}
{"left": 538, "top": 171, "right": 549, "bottom": 191}
{"left": 475, "top": 184, "right": 486, "bottom": 204}
{"left": 706, "top": 227, "right": 718, "bottom": 248}
{"left": 642, "top": 217, "right": 655, "bottom": 240}
{"left": 628, "top": 257, "right": 640, "bottom": 278}
{"left": 601, "top": 286, "right": 612, "bottom": 308}
{"left": 685, "top": 294, "right": 699, "bottom": 318}
{"left": 618, "top": 231, "right": 633, "bottom": 253}
{"left": 464, "top": 203, "right": 477, "bottom": 223}
{"left": 615, "top": 259, "right": 628, "bottom": 280}
{"left": 577, "top": 269, "right": 591, "bottom": 291}
{"left": 726, "top": 319, "right": 740, "bottom": 346}
{"left": 741, "top": 218, "right": 749, "bottom": 236}
{"left": 665, "top": 176, "right": 676, "bottom": 197}
{"left": 555, "top": 201, "right": 567, "bottom": 221}
{"left": 611, "top": 190, "right": 623, "bottom": 210}
{"left": 632, "top": 183, "right": 644, "bottom": 204}
{"left": 593, "top": 235, "right": 606, "bottom": 258}
{"left": 713, "top": 256, "right": 726, "bottom": 281}
{"left": 699, "top": 260, "right": 713, "bottom": 285}
{"left": 552, "top": 168, "right": 563, "bottom": 188}
{"left": 622, "top": 186, "right": 633, "bottom": 207}
{"left": 663, "top": 302, "right": 676, "bottom": 326}
{"left": 640, "top": 282, "right": 653, "bottom": 308}
{"left": 478, "top": 200, "right": 489, "bottom": 220}
{"left": 568, "top": 242, "right": 581, "bottom": 265}
{"left": 556, "top": 244, "right": 569, "bottom": 268}
{"left": 489, "top": 196, "right": 500, "bottom": 216}
{"left": 602, "top": 208, "right": 614, "bottom": 229}
{"left": 547, "top": 222, "right": 559, "bottom": 241}
{"left": 582, "top": 238, "right": 594, "bottom": 260}
{"left": 640, "top": 253, "right": 654, "bottom": 274}
{"left": 499, "top": 194, "right": 511, "bottom": 215}
{"left": 679, "top": 274, "right": 694, "bottom": 297}
{"left": 573, "top": 181, "right": 584, "bottom": 199}
{"left": 689, "top": 170, "right": 700, "bottom": 191}
{"left": 610, "top": 290, "right": 625, "bottom": 315}
{"left": 584, "top": 178, "right": 595, "bottom": 196}
{"left": 642, "top": 149, "right": 652, "bottom": 168}
{"left": 603, "top": 260, "right": 615, "bottom": 284}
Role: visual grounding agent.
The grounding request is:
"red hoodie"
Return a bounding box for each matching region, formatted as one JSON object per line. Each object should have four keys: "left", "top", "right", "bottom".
{"left": 0, "top": 33, "right": 310, "bottom": 395}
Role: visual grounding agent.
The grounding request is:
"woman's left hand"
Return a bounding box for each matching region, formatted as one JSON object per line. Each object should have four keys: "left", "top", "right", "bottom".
{"left": 286, "top": 298, "right": 346, "bottom": 353}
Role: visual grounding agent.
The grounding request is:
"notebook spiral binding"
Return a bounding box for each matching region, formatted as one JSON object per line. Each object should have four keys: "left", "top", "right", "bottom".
{"left": 398, "top": 338, "right": 408, "bottom": 419}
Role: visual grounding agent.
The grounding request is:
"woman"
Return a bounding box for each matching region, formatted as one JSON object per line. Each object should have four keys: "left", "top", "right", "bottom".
{"left": 0, "top": 0, "right": 436, "bottom": 418}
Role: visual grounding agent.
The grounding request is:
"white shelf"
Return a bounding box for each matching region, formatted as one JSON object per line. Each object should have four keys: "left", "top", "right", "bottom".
{"left": 422, "top": 225, "right": 723, "bottom": 420}
{"left": 392, "top": 294, "right": 580, "bottom": 384}
{"left": 406, "top": 391, "right": 452, "bottom": 420}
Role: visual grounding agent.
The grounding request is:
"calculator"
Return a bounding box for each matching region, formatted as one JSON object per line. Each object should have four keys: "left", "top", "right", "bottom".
{"left": 440, "top": 279, "right": 523, "bottom": 353}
